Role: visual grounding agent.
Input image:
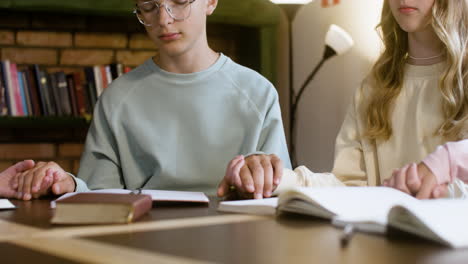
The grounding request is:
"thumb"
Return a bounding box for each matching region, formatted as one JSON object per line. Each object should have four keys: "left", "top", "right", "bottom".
{"left": 9, "top": 160, "right": 35, "bottom": 174}
{"left": 51, "top": 171, "right": 75, "bottom": 195}
{"left": 217, "top": 178, "right": 230, "bottom": 197}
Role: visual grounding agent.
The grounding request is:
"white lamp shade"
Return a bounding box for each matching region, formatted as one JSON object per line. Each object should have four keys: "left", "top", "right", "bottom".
{"left": 325, "top": 24, "right": 354, "bottom": 55}
{"left": 270, "top": 0, "right": 314, "bottom": 4}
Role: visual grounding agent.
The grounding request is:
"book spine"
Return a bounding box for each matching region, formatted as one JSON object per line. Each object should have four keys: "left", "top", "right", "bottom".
{"left": 56, "top": 72, "right": 72, "bottom": 116}
{"left": 110, "top": 63, "right": 118, "bottom": 80}
{"left": 4, "top": 61, "right": 16, "bottom": 116}
{"left": 117, "top": 64, "right": 123, "bottom": 77}
{"left": 0, "top": 62, "right": 9, "bottom": 116}
{"left": 66, "top": 74, "right": 79, "bottom": 117}
{"left": 10, "top": 63, "right": 24, "bottom": 116}
{"left": 72, "top": 72, "right": 87, "bottom": 116}
{"left": 93, "top": 66, "right": 103, "bottom": 97}
{"left": 129, "top": 195, "right": 152, "bottom": 223}
{"left": 84, "top": 67, "right": 97, "bottom": 109}
{"left": 17, "top": 71, "right": 29, "bottom": 116}
{"left": 27, "top": 66, "right": 43, "bottom": 116}
{"left": 33, "top": 65, "right": 48, "bottom": 116}
{"left": 20, "top": 70, "right": 33, "bottom": 116}
{"left": 47, "top": 73, "right": 59, "bottom": 116}
{"left": 105, "top": 65, "right": 112, "bottom": 87}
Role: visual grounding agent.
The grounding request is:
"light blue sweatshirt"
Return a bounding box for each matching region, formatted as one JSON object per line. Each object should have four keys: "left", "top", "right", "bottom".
{"left": 73, "top": 54, "right": 291, "bottom": 194}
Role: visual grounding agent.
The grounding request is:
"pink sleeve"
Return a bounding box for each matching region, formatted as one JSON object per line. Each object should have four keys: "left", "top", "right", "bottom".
{"left": 422, "top": 140, "right": 468, "bottom": 184}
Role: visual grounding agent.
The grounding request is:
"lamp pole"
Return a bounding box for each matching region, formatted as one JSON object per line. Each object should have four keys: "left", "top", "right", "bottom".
{"left": 278, "top": 4, "right": 301, "bottom": 168}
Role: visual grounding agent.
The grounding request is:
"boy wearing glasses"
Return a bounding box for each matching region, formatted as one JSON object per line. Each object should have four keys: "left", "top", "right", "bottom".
{"left": 10, "top": 0, "right": 290, "bottom": 200}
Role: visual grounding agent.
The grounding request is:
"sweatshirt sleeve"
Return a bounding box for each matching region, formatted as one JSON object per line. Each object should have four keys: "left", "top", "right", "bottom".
{"left": 245, "top": 86, "right": 292, "bottom": 169}
{"left": 76, "top": 97, "right": 125, "bottom": 191}
{"left": 422, "top": 139, "right": 468, "bottom": 184}
{"left": 273, "top": 166, "right": 344, "bottom": 195}
{"left": 330, "top": 88, "right": 368, "bottom": 186}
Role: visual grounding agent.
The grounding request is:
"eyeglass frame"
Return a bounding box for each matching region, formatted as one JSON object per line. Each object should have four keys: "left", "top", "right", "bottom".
{"left": 133, "top": 0, "right": 197, "bottom": 26}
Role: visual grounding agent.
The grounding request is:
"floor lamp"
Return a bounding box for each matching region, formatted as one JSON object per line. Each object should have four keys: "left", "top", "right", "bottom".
{"left": 270, "top": 0, "right": 312, "bottom": 167}
{"left": 271, "top": 0, "right": 354, "bottom": 167}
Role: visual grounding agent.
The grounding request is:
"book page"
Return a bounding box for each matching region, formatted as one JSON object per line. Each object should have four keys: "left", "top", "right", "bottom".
{"left": 388, "top": 199, "right": 468, "bottom": 248}
{"left": 280, "top": 187, "right": 417, "bottom": 227}
{"left": 141, "top": 190, "right": 209, "bottom": 203}
{"left": 218, "top": 198, "right": 278, "bottom": 215}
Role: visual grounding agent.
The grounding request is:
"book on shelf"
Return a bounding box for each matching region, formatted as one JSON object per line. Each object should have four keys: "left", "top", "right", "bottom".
{"left": 55, "top": 72, "right": 72, "bottom": 116}
{"left": 48, "top": 72, "right": 61, "bottom": 115}
{"left": 0, "top": 60, "right": 131, "bottom": 119}
{"left": 65, "top": 73, "right": 79, "bottom": 116}
{"left": 32, "top": 66, "right": 48, "bottom": 116}
{"left": 0, "top": 62, "right": 8, "bottom": 116}
{"left": 93, "top": 65, "right": 104, "bottom": 97}
{"left": 84, "top": 67, "right": 97, "bottom": 110}
{"left": 218, "top": 186, "right": 468, "bottom": 248}
{"left": 19, "top": 70, "right": 33, "bottom": 116}
{"left": 3, "top": 61, "right": 16, "bottom": 116}
{"left": 51, "top": 192, "right": 153, "bottom": 225}
{"left": 25, "top": 66, "right": 42, "bottom": 116}
{"left": 10, "top": 63, "right": 24, "bottom": 116}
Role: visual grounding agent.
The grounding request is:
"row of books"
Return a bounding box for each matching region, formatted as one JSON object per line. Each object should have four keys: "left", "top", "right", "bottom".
{"left": 0, "top": 60, "right": 131, "bottom": 118}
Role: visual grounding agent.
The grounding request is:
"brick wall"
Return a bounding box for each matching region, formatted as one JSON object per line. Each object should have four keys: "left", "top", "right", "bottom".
{"left": 0, "top": 143, "right": 83, "bottom": 175}
{"left": 0, "top": 12, "right": 161, "bottom": 72}
{"left": 0, "top": 10, "right": 238, "bottom": 174}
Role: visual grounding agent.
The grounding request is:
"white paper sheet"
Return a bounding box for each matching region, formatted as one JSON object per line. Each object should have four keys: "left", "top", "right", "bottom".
{"left": 0, "top": 199, "right": 16, "bottom": 209}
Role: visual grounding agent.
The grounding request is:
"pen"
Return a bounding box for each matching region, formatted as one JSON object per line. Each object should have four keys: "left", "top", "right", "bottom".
{"left": 340, "top": 224, "right": 355, "bottom": 248}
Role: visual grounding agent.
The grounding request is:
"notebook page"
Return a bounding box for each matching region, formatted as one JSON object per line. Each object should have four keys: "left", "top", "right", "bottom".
{"left": 218, "top": 198, "right": 278, "bottom": 215}
{"left": 388, "top": 199, "right": 468, "bottom": 248}
{"left": 284, "top": 186, "right": 417, "bottom": 225}
{"left": 141, "top": 190, "right": 209, "bottom": 203}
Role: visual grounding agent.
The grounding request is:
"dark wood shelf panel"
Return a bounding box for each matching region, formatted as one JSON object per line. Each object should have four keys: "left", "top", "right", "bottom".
{"left": 0, "top": 117, "right": 90, "bottom": 143}
{"left": 1, "top": 0, "right": 280, "bottom": 26}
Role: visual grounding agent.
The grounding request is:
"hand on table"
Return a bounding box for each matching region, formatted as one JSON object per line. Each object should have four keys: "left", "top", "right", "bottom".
{"left": 0, "top": 160, "right": 35, "bottom": 198}
{"left": 217, "top": 154, "right": 283, "bottom": 199}
{"left": 12, "top": 161, "right": 75, "bottom": 200}
{"left": 383, "top": 162, "right": 448, "bottom": 199}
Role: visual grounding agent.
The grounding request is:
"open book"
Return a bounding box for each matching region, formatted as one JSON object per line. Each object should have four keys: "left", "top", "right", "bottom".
{"left": 51, "top": 189, "right": 209, "bottom": 208}
{"left": 218, "top": 186, "right": 468, "bottom": 248}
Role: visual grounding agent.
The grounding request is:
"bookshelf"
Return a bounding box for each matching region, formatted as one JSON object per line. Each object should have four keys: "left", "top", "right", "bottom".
{"left": 0, "top": 0, "right": 281, "bottom": 143}
{"left": 0, "top": 116, "right": 89, "bottom": 143}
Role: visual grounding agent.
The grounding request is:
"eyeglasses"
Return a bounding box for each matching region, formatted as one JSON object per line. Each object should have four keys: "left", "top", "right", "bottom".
{"left": 133, "top": 0, "right": 196, "bottom": 26}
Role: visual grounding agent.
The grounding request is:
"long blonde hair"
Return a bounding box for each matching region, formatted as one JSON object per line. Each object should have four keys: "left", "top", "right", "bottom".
{"left": 365, "top": 0, "right": 468, "bottom": 141}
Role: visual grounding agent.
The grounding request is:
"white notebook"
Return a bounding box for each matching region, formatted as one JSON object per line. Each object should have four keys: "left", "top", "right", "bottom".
{"left": 218, "top": 198, "right": 278, "bottom": 215}
{"left": 218, "top": 186, "right": 468, "bottom": 248}
{"left": 51, "top": 189, "right": 209, "bottom": 208}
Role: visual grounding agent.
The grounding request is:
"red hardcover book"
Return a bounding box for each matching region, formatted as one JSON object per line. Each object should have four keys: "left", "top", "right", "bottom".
{"left": 100, "top": 65, "right": 108, "bottom": 90}
{"left": 10, "top": 63, "right": 24, "bottom": 116}
{"left": 51, "top": 193, "right": 152, "bottom": 224}
{"left": 72, "top": 72, "right": 87, "bottom": 116}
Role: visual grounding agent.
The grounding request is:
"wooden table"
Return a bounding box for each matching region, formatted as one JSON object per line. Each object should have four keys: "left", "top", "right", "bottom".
{"left": 1, "top": 197, "right": 467, "bottom": 264}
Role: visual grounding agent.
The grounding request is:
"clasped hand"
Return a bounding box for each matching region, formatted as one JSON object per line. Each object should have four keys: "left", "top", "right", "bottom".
{"left": 383, "top": 162, "right": 448, "bottom": 199}
{"left": 1, "top": 161, "right": 75, "bottom": 200}
{"left": 217, "top": 154, "right": 283, "bottom": 199}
